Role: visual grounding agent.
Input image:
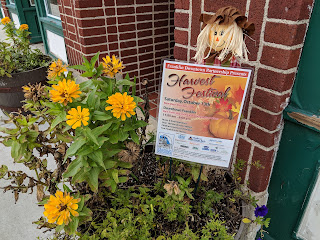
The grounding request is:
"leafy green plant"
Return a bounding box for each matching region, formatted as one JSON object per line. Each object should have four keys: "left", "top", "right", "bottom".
{"left": 0, "top": 17, "right": 50, "bottom": 77}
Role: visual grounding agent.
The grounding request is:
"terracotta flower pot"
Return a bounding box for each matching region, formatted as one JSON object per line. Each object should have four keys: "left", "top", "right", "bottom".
{"left": 0, "top": 66, "right": 48, "bottom": 112}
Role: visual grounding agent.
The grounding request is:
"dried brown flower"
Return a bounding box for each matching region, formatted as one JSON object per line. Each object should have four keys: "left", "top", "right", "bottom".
{"left": 164, "top": 181, "right": 181, "bottom": 196}
{"left": 22, "top": 83, "right": 46, "bottom": 102}
{"left": 118, "top": 142, "right": 140, "bottom": 163}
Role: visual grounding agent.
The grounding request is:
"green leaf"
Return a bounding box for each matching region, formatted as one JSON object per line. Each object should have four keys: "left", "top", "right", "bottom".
{"left": 79, "top": 80, "right": 92, "bottom": 90}
{"left": 66, "top": 217, "right": 79, "bottom": 235}
{"left": 64, "top": 137, "right": 86, "bottom": 162}
{"left": 85, "top": 167, "right": 101, "bottom": 192}
{"left": 85, "top": 128, "right": 99, "bottom": 146}
{"left": 92, "top": 111, "right": 112, "bottom": 121}
{"left": 90, "top": 51, "right": 100, "bottom": 67}
{"left": 89, "top": 150, "right": 105, "bottom": 169}
{"left": 63, "top": 184, "right": 72, "bottom": 193}
{"left": 0, "top": 165, "right": 8, "bottom": 179}
{"left": 103, "top": 160, "right": 117, "bottom": 169}
{"left": 51, "top": 111, "right": 67, "bottom": 130}
{"left": 87, "top": 89, "right": 97, "bottom": 109}
{"left": 64, "top": 158, "right": 83, "bottom": 178}
{"left": 91, "top": 122, "right": 112, "bottom": 136}
{"left": 116, "top": 79, "right": 135, "bottom": 87}
{"left": 112, "top": 169, "right": 119, "bottom": 183}
{"left": 70, "top": 64, "right": 87, "bottom": 71}
{"left": 129, "top": 130, "right": 139, "bottom": 144}
{"left": 11, "top": 141, "right": 23, "bottom": 161}
{"left": 118, "top": 129, "right": 129, "bottom": 142}
{"left": 118, "top": 176, "right": 128, "bottom": 183}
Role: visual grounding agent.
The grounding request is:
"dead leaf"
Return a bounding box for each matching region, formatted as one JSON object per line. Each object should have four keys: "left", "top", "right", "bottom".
{"left": 14, "top": 190, "right": 19, "bottom": 203}
{"left": 37, "top": 184, "right": 44, "bottom": 202}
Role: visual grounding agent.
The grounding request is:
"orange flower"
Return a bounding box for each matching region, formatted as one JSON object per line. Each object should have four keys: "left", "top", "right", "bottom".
{"left": 47, "top": 59, "right": 68, "bottom": 79}
{"left": 43, "top": 191, "right": 80, "bottom": 225}
{"left": 1, "top": 17, "right": 11, "bottom": 25}
{"left": 19, "top": 24, "right": 29, "bottom": 31}
{"left": 50, "top": 79, "right": 81, "bottom": 105}
{"left": 105, "top": 92, "right": 136, "bottom": 121}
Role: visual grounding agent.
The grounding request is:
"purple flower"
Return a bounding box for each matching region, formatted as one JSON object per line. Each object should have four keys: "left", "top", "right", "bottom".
{"left": 254, "top": 205, "right": 268, "bottom": 217}
{"left": 257, "top": 238, "right": 262, "bottom": 240}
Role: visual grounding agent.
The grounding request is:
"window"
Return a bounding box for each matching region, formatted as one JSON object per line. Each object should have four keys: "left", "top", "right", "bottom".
{"left": 29, "top": 0, "right": 35, "bottom": 6}
{"left": 45, "top": 0, "right": 60, "bottom": 19}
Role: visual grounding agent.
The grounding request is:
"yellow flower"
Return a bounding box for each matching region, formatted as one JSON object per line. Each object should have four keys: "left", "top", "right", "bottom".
{"left": 1, "top": 17, "right": 11, "bottom": 25}
{"left": 43, "top": 191, "right": 80, "bottom": 226}
{"left": 105, "top": 92, "right": 136, "bottom": 121}
{"left": 66, "top": 106, "right": 90, "bottom": 129}
{"left": 47, "top": 59, "right": 67, "bottom": 79}
{"left": 102, "top": 55, "right": 125, "bottom": 78}
{"left": 50, "top": 79, "right": 81, "bottom": 105}
{"left": 19, "top": 24, "right": 29, "bottom": 31}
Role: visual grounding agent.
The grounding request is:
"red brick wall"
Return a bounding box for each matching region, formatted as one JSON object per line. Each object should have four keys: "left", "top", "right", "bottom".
{"left": 58, "top": 0, "right": 175, "bottom": 95}
{"left": 0, "top": 0, "right": 10, "bottom": 17}
{"left": 174, "top": 0, "right": 314, "bottom": 193}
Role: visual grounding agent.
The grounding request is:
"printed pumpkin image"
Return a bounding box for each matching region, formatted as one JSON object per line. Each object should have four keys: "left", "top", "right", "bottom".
{"left": 209, "top": 111, "right": 238, "bottom": 140}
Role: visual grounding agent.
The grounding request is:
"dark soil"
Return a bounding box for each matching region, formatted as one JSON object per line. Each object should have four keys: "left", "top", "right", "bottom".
{"left": 124, "top": 145, "right": 242, "bottom": 236}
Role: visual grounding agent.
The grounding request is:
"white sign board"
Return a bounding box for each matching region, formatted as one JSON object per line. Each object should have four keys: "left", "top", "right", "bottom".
{"left": 155, "top": 61, "right": 252, "bottom": 167}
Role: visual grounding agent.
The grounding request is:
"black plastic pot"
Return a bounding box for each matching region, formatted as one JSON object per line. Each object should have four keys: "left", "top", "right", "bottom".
{"left": 0, "top": 66, "right": 48, "bottom": 112}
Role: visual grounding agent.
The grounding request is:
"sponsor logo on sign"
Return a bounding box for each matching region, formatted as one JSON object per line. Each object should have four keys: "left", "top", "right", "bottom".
{"left": 188, "top": 136, "right": 205, "bottom": 143}
{"left": 157, "top": 133, "right": 174, "bottom": 155}
{"left": 202, "top": 146, "right": 209, "bottom": 151}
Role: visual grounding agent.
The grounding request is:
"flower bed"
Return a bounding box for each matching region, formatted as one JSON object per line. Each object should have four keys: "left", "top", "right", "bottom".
{"left": 0, "top": 53, "right": 270, "bottom": 239}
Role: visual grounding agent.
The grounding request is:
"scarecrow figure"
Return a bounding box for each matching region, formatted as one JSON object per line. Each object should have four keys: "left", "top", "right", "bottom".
{"left": 194, "top": 6, "right": 255, "bottom": 66}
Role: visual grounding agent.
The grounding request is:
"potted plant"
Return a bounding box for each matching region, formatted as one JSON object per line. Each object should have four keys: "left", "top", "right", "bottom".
{"left": 0, "top": 53, "right": 270, "bottom": 239}
{"left": 0, "top": 17, "right": 51, "bottom": 112}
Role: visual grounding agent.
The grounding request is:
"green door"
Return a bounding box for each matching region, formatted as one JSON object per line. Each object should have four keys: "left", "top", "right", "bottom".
{"left": 262, "top": 0, "right": 320, "bottom": 239}
{"left": 6, "top": 0, "right": 42, "bottom": 43}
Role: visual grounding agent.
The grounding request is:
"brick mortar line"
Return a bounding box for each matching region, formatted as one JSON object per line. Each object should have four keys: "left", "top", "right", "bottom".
{"left": 175, "top": 9, "right": 189, "bottom": 14}
{"left": 239, "top": 134, "right": 279, "bottom": 152}
{"left": 241, "top": 118, "right": 281, "bottom": 134}
{"left": 244, "top": 0, "right": 270, "bottom": 138}
{"left": 102, "top": 0, "right": 109, "bottom": 63}
{"left": 114, "top": 3, "right": 122, "bottom": 61}
{"left": 175, "top": 43, "right": 189, "bottom": 49}
{"left": 187, "top": 0, "right": 192, "bottom": 62}
{"left": 231, "top": 135, "right": 241, "bottom": 172}
{"left": 92, "top": 27, "right": 174, "bottom": 36}
{"left": 78, "top": 32, "right": 173, "bottom": 41}
{"left": 71, "top": 14, "right": 173, "bottom": 22}
{"left": 245, "top": 0, "right": 251, "bottom": 17}
{"left": 263, "top": 41, "right": 303, "bottom": 50}
{"left": 201, "top": 0, "right": 204, "bottom": 15}
{"left": 175, "top": 26, "right": 188, "bottom": 31}
{"left": 152, "top": 0, "right": 156, "bottom": 92}
{"left": 259, "top": 64, "right": 297, "bottom": 74}
{"left": 243, "top": 139, "right": 254, "bottom": 186}
{"left": 266, "top": 18, "right": 309, "bottom": 25}
{"left": 251, "top": 104, "right": 285, "bottom": 115}
{"left": 133, "top": 0, "right": 141, "bottom": 93}
{"left": 74, "top": 3, "right": 171, "bottom": 11}
{"left": 254, "top": 85, "right": 292, "bottom": 96}
{"left": 242, "top": 135, "right": 279, "bottom": 153}
{"left": 69, "top": 10, "right": 173, "bottom": 21}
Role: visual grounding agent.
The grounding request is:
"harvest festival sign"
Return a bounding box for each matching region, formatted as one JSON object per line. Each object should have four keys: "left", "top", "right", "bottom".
{"left": 155, "top": 61, "right": 252, "bottom": 168}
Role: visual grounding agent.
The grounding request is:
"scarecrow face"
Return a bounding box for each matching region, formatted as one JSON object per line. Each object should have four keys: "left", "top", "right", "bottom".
{"left": 209, "top": 24, "right": 231, "bottom": 51}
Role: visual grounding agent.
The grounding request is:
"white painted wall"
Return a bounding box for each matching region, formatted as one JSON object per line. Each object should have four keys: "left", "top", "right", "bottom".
{"left": 297, "top": 171, "right": 320, "bottom": 239}
{"left": 46, "top": 29, "right": 68, "bottom": 63}
{"left": 0, "top": 7, "right": 4, "bottom": 18}
{"left": 11, "top": 12, "right": 20, "bottom": 28}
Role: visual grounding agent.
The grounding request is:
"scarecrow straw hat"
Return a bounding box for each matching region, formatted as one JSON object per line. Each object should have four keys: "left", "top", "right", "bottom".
{"left": 194, "top": 6, "right": 255, "bottom": 63}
